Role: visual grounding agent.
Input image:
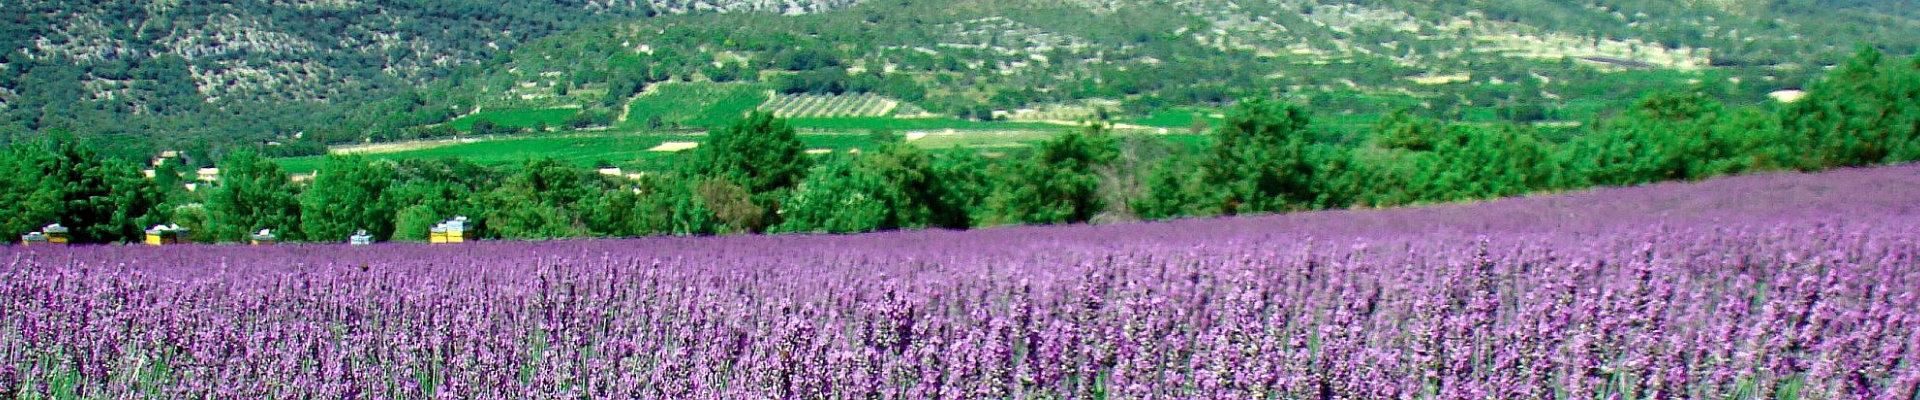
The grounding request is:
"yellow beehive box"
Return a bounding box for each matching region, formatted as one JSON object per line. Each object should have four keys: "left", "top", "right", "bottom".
{"left": 41, "top": 224, "right": 69, "bottom": 244}
{"left": 430, "top": 216, "right": 470, "bottom": 244}
{"left": 145, "top": 224, "right": 187, "bottom": 246}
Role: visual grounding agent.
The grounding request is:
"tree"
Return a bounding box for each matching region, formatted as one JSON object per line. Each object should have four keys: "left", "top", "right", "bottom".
{"left": 986, "top": 126, "right": 1115, "bottom": 225}
{"left": 695, "top": 178, "right": 767, "bottom": 234}
{"left": 470, "top": 119, "right": 500, "bottom": 135}
{"left": 483, "top": 159, "right": 602, "bottom": 239}
{"left": 691, "top": 112, "right": 811, "bottom": 232}
{"left": 778, "top": 135, "right": 967, "bottom": 233}
{"left": 1779, "top": 46, "right": 1920, "bottom": 168}
{"left": 1373, "top": 110, "right": 1447, "bottom": 151}
{"left": 642, "top": 175, "right": 721, "bottom": 236}
{"left": 579, "top": 188, "right": 645, "bottom": 237}
{"left": 1133, "top": 154, "right": 1211, "bottom": 220}
{"left": 1562, "top": 90, "right": 1733, "bottom": 187}
{"left": 0, "top": 138, "right": 168, "bottom": 243}
{"left": 300, "top": 155, "right": 398, "bottom": 242}
{"left": 392, "top": 205, "right": 439, "bottom": 242}
{"left": 1205, "top": 98, "right": 1317, "bottom": 215}
{"left": 206, "top": 150, "right": 304, "bottom": 242}
{"left": 152, "top": 159, "right": 185, "bottom": 196}
{"left": 776, "top": 155, "right": 894, "bottom": 233}
{"left": 381, "top": 158, "right": 498, "bottom": 240}
{"left": 171, "top": 204, "right": 213, "bottom": 243}
{"left": 932, "top": 149, "right": 995, "bottom": 227}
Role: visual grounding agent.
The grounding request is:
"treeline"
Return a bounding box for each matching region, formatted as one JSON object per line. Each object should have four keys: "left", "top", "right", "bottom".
{"left": 4, "top": 48, "right": 1915, "bottom": 244}
{"left": 1136, "top": 47, "right": 1920, "bottom": 219}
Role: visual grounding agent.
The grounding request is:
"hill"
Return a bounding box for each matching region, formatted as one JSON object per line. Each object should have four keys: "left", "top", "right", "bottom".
{"left": 3, "top": 0, "right": 1918, "bottom": 158}
{"left": 0, "top": 0, "right": 860, "bottom": 157}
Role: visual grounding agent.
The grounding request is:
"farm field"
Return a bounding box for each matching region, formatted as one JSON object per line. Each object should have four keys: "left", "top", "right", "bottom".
{"left": 273, "top": 127, "right": 1150, "bottom": 173}
{"left": 277, "top": 133, "right": 693, "bottom": 173}
{"left": 275, "top": 131, "right": 878, "bottom": 173}
{"left": 446, "top": 107, "right": 579, "bottom": 131}
{"left": 784, "top": 116, "right": 1060, "bottom": 131}
{"left": 276, "top": 122, "right": 1205, "bottom": 173}
{"left": 618, "top": 82, "right": 772, "bottom": 130}
{"left": 1126, "top": 107, "right": 1226, "bottom": 129}
{"left": 5, "top": 165, "right": 1918, "bottom": 397}
{"left": 761, "top": 93, "right": 904, "bottom": 118}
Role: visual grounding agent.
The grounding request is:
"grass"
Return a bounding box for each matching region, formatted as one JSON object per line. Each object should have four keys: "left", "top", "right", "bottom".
{"left": 620, "top": 82, "right": 772, "bottom": 129}
{"left": 278, "top": 131, "right": 913, "bottom": 173}
{"left": 448, "top": 108, "right": 579, "bottom": 131}
{"left": 272, "top": 125, "right": 1189, "bottom": 174}
{"left": 909, "top": 131, "right": 1061, "bottom": 149}
{"left": 786, "top": 117, "right": 1057, "bottom": 131}
{"left": 279, "top": 133, "right": 702, "bottom": 173}
{"left": 1126, "top": 107, "right": 1225, "bottom": 129}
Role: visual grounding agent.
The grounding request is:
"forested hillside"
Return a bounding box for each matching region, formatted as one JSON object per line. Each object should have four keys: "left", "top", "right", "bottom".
{"left": 0, "top": 0, "right": 858, "bottom": 157}
{"left": 2, "top": 0, "right": 1916, "bottom": 158}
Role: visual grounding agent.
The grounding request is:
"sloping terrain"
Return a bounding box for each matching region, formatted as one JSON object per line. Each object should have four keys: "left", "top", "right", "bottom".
{"left": 380, "top": 0, "right": 1920, "bottom": 136}
{"left": 2, "top": 0, "right": 1917, "bottom": 156}
{"left": 0, "top": 0, "right": 861, "bottom": 153}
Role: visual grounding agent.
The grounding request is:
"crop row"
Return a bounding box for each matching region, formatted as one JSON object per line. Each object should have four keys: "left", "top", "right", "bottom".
{"left": 761, "top": 93, "right": 896, "bottom": 118}
{"left": 2, "top": 166, "right": 1918, "bottom": 398}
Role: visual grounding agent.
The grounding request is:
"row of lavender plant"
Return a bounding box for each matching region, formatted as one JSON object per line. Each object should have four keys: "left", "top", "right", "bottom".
{"left": 3, "top": 166, "right": 1919, "bottom": 398}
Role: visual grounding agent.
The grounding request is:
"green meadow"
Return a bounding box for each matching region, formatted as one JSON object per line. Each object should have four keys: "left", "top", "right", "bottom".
{"left": 448, "top": 107, "right": 580, "bottom": 131}
{"left": 277, "top": 128, "right": 1213, "bottom": 173}
{"left": 620, "top": 82, "right": 773, "bottom": 129}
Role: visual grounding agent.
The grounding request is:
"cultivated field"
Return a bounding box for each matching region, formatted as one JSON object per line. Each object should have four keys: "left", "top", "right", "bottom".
{"left": 619, "top": 82, "right": 771, "bottom": 129}
{"left": 760, "top": 93, "right": 902, "bottom": 118}
{"left": 274, "top": 124, "right": 1201, "bottom": 173}
{"left": 447, "top": 107, "right": 579, "bottom": 131}
{"left": 784, "top": 116, "right": 1057, "bottom": 131}
{"left": 5, "top": 165, "right": 1918, "bottom": 397}
{"left": 275, "top": 131, "right": 878, "bottom": 173}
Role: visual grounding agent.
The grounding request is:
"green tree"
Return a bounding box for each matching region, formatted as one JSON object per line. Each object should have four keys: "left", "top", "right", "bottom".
{"left": 1778, "top": 46, "right": 1920, "bottom": 168}
{"left": 690, "top": 112, "right": 810, "bottom": 232}
{"left": 0, "top": 138, "right": 168, "bottom": 243}
{"left": 986, "top": 126, "right": 1116, "bottom": 225}
{"left": 1562, "top": 90, "right": 1733, "bottom": 187}
{"left": 171, "top": 204, "right": 213, "bottom": 243}
{"left": 579, "top": 188, "right": 645, "bottom": 237}
{"left": 483, "top": 159, "right": 602, "bottom": 239}
{"left": 1420, "top": 125, "right": 1555, "bottom": 201}
{"left": 152, "top": 159, "right": 186, "bottom": 197}
{"left": 779, "top": 132, "right": 967, "bottom": 233}
{"left": 1133, "top": 154, "right": 1211, "bottom": 220}
{"left": 1373, "top": 110, "right": 1447, "bottom": 151}
{"left": 300, "top": 155, "right": 398, "bottom": 242}
{"left": 391, "top": 205, "right": 439, "bottom": 242}
{"left": 1205, "top": 98, "right": 1317, "bottom": 215}
{"left": 777, "top": 155, "right": 895, "bottom": 233}
{"left": 206, "top": 150, "right": 304, "bottom": 242}
{"left": 932, "top": 149, "right": 995, "bottom": 226}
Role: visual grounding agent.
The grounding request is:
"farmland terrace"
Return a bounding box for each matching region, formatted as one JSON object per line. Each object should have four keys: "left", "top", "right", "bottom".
{"left": 3, "top": 164, "right": 1918, "bottom": 397}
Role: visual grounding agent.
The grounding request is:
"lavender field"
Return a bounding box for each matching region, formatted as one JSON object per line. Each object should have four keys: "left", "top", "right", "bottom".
{"left": 5, "top": 166, "right": 1920, "bottom": 399}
